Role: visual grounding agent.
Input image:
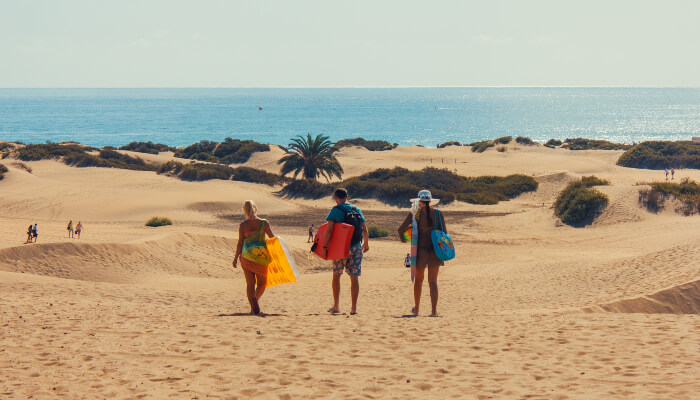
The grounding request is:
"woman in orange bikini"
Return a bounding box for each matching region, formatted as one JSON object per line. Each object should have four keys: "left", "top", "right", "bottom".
{"left": 232, "top": 200, "right": 275, "bottom": 315}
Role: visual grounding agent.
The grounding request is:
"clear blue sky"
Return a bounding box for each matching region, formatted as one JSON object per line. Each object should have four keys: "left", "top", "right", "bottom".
{"left": 1, "top": 0, "right": 698, "bottom": 87}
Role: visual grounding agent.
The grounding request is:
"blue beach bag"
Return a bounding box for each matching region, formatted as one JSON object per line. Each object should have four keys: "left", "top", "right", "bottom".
{"left": 431, "top": 210, "right": 455, "bottom": 261}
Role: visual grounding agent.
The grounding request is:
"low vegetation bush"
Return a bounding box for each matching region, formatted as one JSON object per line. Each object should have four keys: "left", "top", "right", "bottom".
{"left": 437, "top": 141, "right": 462, "bottom": 148}
{"left": 278, "top": 178, "right": 334, "bottom": 199}
{"left": 616, "top": 141, "right": 700, "bottom": 169}
{"left": 368, "top": 225, "right": 389, "bottom": 238}
{"left": 10, "top": 161, "right": 32, "bottom": 173}
{"left": 562, "top": 138, "right": 631, "bottom": 151}
{"left": 497, "top": 146, "right": 506, "bottom": 153}
{"left": 554, "top": 176, "right": 609, "bottom": 225}
{"left": 516, "top": 136, "right": 536, "bottom": 146}
{"left": 64, "top": 149, "right": 157, "bottom": 171}
{"left": 639, "top": 178, "right": 700, "bottom": 216}
{"left": 494, "top": 136, "right": 512, "bottom": 145}
{"left": 470, "top": 140, "right": 494, "bottom": 153}
{"left": 334, "top": 138, "right": 398, "bottom": 151}
{"left": 0, "top": 142, "right": 13, "bottom": 152}
{"left": 158, "top": 161, "right": 286, "bottom": 185}
{"left": 145, "top": 216, "right": 173, "bottom": 227}
{"left": 0, "top": 163, "right": 7, "bottom": 180}
{"left": 280, "top": 167, "right": 538, "bottom": 205}
{"left": 119, "top": 141, "right": 176, "bottom": 154}
{"left": 17, "top": 143, "right": 92, "bottom": 161}
{"left": 544, "top": 139, "right": 563, "bottom": 148}
{"left": 174, "top": 138, "right": 270, "bottom": 164}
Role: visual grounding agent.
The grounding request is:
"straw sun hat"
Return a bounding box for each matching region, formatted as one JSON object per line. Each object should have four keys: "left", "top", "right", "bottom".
{"left": 411, "top": 190, "right": 440, "bottom": 205}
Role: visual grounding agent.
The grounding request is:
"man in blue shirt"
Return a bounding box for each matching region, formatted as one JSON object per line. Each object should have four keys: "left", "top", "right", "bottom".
{"left": 322, "top": 188, "right": 369, "bottom": 315}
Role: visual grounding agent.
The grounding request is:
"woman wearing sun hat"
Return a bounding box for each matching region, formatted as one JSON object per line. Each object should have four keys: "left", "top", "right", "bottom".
{"left": 398, "top": 190, "right": 447, "bottom": 317}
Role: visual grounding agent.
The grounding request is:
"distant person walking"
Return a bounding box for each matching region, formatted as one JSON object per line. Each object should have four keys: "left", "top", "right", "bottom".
{"left": 232, "top": 200, "right": 275, "bottom": 315}
{"left": 32, "top": 223, "right": 38, "bottom": 242}
{"left": 671, "top": 168, "right": 675, "bottom": 180}
{"left": 26, "top": 225, "right": 33, "bottom": 244}
{"left": 307, "top": 224, "right": 314, "bottom": 243}
{"left": 75, "top": 221, "right": 83, "bottom": 239}
{"left": 322, "top": 188, "right": 369, "bottom": 315}
{"left": 398, "top": 190, "right": 447, "bottom": 317}
{"left": 67, "top": 220, "right": 74, "bottom": 238}
{"left": 404, "top": 253, "right": 415, "bottom": 282}
{"left": 665, "top": 168, "right": 669, "bottom": 181}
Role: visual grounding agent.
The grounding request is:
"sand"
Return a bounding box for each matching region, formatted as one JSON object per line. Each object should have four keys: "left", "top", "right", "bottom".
{"left": 1, "top": 144, "right": 698, "bottom": 399}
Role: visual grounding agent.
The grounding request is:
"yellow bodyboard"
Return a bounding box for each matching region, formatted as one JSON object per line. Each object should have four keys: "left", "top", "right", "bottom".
{"left": 264, "top": 236, "right": 299, "bottom": 288}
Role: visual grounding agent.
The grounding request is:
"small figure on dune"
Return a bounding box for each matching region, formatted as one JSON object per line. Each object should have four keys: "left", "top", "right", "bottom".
{"left": 26, "top": 225, "right": 33, "bottom": 244}
{"left": 75, "top": 221, "right": 83, "bottom": 239}
{"left": 233, "top": 200, "right": 275, "bottom": 315}
{"left": 67, "top": 220, "right": 74, "bottom": 238}
{"left": 671, "top": 168, "right": 675, "bottom": 180}
{"left": 665, "top": 168, "right": 669, "bottom": 181}
{"left": 32, "top": 223, "right": 38, "bottom": 242}
{"left": 307, "top": 224, "right": 314, "bottom": 243}
{"left": 404, "top": 252, "right": 414, "bottom": 282}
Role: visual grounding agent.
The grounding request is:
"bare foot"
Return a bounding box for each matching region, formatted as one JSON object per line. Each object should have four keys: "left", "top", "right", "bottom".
{"left": 251, "top": 298, "right": 261, "bottom": 315}
{"left": 328, "top": 307, "right": 340, "bottom": 314}
{"left": 411, "top": 307, "right": 419, "bottom": 316}
{"left": 350, "top": 310, "right": 357, "bottom": 315}
{"left": 429, "top": 313, "right": 438, "bottom": 317}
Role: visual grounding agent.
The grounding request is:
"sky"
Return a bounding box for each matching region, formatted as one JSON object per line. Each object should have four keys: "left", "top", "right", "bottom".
{"left": 1, "top": 0, "right": 699, "bottom": 87}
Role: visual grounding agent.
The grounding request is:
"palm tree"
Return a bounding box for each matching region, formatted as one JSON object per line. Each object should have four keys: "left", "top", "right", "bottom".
{"left": 278, "top": 134, "right": 343, "bottom": 181}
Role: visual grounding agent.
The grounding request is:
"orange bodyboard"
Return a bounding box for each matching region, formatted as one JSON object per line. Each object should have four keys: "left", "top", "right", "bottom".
{"left": 313, "top": 222, "right": 354, "bottom": 260}
{"left": 264, "top": 236, "right": 298, "bottom": 288}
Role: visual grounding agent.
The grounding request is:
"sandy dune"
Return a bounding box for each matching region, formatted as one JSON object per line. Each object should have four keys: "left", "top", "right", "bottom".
{"left": 1, "top": 144, "right": 698, "bottom": 399}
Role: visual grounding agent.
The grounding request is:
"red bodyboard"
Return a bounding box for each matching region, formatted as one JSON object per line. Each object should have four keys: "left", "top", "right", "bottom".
{"left": 313, "top": 222, "right": 354, "bottom": 260}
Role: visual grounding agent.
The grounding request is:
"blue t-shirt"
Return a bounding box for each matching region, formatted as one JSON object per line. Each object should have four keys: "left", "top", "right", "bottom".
{"left": 326, "top": 203, "right": 366, "bottom": 223}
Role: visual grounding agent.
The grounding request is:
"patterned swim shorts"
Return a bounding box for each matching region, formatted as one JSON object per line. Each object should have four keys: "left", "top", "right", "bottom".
{"left": 332, "top": 242, "right": 363, "bottom": 276}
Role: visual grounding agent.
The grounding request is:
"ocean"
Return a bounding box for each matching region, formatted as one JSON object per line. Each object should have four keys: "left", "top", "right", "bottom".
{"left": 0, "top": 88, "right": 698, "bottom": 148}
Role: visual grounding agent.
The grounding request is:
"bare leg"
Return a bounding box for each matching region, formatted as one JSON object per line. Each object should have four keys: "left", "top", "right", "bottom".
{"left": 349, "top": 275, "right": 359, "bottom": 314}
{"left": 413, "top": 266, "right": 426, "bottom": 314}
{"left": 243, "top": 269, "right": 257, "bottom": 314}
{"left": 428, "top": 266, "right": 440, "bottom": 316}
{"left": 330, "top": 273, "right": 341, "bottom": 312}
{"left": 254, "top": 273, "right": 266, "bottom": 300}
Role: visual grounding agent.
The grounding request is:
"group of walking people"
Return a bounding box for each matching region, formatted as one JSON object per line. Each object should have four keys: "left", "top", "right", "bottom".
{"left": 24, "top": 221, "right": 84, "bottom": 244}
{"left": 232, "top": 188, "right": 447, "bottom": 317}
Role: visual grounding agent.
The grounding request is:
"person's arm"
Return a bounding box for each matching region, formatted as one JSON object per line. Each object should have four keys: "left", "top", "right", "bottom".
{"left": 398, "top": 212, "right": 412, "bottom": 243}
{"left": 264, "top": 221, "right": 275, "bottom": 238}
{"left": 321, "top": 221, "right": 334, "bottom": 258}
{"left": 361, "top": 222, "right": 369, "bottom": 253}
{"left": 233, "top": 223, "right": 244, "bottom": 268}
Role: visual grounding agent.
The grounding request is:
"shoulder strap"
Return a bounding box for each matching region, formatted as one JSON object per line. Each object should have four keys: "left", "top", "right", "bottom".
{"left": 257, "top": 219, "right": 266, "bottom": 235}
{"left": 334, "top": 204, "right": 349, "bottom": 216}
{"left": 433, "top": 209, "right": 444, "bottom": 231}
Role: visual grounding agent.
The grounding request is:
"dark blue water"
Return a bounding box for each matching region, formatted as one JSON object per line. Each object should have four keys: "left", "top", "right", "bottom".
{"left": 0, "top": 88, "right": 698, "bottom": 147}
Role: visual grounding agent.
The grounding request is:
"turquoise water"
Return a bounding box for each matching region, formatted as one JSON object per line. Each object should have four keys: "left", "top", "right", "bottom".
{"left": 0, "top": 88, "right": 698, "bottom": 147}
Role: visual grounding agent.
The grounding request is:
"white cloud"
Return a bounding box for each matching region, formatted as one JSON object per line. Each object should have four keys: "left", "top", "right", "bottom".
{"left": 471, "top": 34, "right": 514, "bottom": 45}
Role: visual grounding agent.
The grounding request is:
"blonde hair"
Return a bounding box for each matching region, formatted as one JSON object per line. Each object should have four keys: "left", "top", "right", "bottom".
{"left": 242, "top": 200, "right": 258, "bottom": 219}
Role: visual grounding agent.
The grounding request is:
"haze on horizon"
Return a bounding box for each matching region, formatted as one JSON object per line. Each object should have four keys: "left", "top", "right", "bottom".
{"left": 1, "top": 0, "right": 699, "bottom": 88}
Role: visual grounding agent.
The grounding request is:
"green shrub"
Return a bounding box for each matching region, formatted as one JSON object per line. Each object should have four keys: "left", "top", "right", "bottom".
{"left": 119, "top": 141, "right": 176, "bottom": 154}
{"left": 0, "top": 163, "right": 7, "bottom": 180}
{"left": 280, "top": 167, "right": 538, "bottom": 206}
{"left": 368, "top": 225, "right": 389, "bottom": 238}
{"left": 616, "top": 141, "right": 700, "bottom": 169}
{"left": 562, "top": 138, "right": 631, "bottom": 151}
{"left": 158, "top": 161, "right": 285, "bottom": 185}
{"left": 278, "top": 178, "right": 334, "bottom": 199}
{"left": 581, "top": 175, "right": 610, "bottom": 187}
{"left": 64, "top": 150, "right": 157, "bottom": 171}
{"left": 17, "top": 143, "right": 92, "bottom": 161}
{"left": 516, "top": 136, "right": 536, "bottom": 146}
{"left": 174, "top": 138, "right": 270, "bottom": 164}
{"left": 497, "top": 146, "right": 506, "bottom": 153}
{"left": 437, "top": 141, "right": 462, "bottom": 148}
{"left": 145, "top": 216, "right": 173, "bottom": 227}
{"left": 545, "top": 139, "right": 562, "bottom": 147}
{"left": 0, "top": 142, "right": 12, "bottom": 152}
{"left": 554, "top": 176, "right": 610, "bottom": 225}
{"left": 334, "top": 138, "right": 398, "bottom": 151}
{"left": 470, "top": 140, "right": 494, "bottom": 153}
{"left": 494, "top": 136, "right": 512, "bottom": 145}
{"left": 639, "top": 178, "right": 700, "bottom": 215}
